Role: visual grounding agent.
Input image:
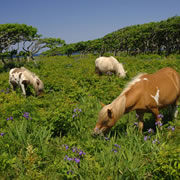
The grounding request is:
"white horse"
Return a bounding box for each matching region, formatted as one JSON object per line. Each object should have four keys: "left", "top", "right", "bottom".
{"left": 95, "top": 56, "right": 126, "bottom": 78}
{"left": 9, "top": 67, "right": 44, "bottom": 96}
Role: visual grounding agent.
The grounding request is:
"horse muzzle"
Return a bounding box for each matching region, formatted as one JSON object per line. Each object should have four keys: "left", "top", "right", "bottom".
{"left": 92, "top": 127, "right": 104, "bottom": 137}
{"left": 37, "top": 91, "right": 44, "bottom": 97}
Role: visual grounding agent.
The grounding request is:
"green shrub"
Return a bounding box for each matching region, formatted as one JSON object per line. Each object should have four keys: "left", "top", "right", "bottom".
{"left": 153, "top": 145, "right": 180, "bottom": 179}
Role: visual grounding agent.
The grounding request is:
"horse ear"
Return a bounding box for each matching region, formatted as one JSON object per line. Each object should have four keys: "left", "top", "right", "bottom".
{"left": 100, "top": 102, "right": 105, "bottom": 107}
{"left": 107, "top": 109, "right": 113, "bottom": 118}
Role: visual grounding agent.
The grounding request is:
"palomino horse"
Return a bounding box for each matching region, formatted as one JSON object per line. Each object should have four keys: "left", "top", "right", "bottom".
{"left": 93, "top": 67, "right": 180, "bottom": 135}
{"left": 95, "top": 56, "right": 126, "bottom": 78}
{"left": 9, "top": 67, "right": 44, "bottom": 96}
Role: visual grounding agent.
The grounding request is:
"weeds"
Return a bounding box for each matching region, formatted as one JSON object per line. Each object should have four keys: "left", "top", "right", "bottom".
{"left": 0, "top": 55, "right": 180, "bottom": 179}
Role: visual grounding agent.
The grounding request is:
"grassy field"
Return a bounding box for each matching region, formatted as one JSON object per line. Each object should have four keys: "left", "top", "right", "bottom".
{"left": 0, "top": 54, "right": 180, "bottom": 179}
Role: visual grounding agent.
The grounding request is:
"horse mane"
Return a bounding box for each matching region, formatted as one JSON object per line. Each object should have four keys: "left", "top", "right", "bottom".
{"left": 120, "top": 73, "right": 146, "bottom": 96}
{"left": 110, "top": 57, "right": 126, "bottom": 77}
{"left": 107, "top": 73, "right": 146, "bottom": 120}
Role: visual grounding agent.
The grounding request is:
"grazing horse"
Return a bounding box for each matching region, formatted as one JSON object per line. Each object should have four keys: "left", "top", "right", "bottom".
{"left": 9, "top": 67, "right": 44, "bottom": 96}
{"left": 93, "top": 67, "right": 180, "bottom": 135}
{"left": 95, "top": 56, "right": 126, "bottom": 77}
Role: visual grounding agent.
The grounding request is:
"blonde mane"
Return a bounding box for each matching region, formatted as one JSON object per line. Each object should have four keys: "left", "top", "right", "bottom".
{"left": 120, "top": 73, "right": 146, "bottom": 96}
{"left": 108, "top": 73, "right": 146, "bottom": 120}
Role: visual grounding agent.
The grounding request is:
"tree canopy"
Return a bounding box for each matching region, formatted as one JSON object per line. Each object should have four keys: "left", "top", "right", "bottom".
{"left": 43, "top": 16, "right": 180, "bottom": 57}
{"left": 0, "top": 23, "right": 65, "bottom": 63}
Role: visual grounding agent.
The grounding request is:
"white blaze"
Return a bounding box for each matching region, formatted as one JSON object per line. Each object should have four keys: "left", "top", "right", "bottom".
{"left": 151, "top": 88, "right": 160, "bottom": 105}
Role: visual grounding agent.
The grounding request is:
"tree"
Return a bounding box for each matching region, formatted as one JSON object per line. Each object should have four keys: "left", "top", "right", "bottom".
{"left": 23, "top": 37, "right": 65, "bottom": 61}
{"left": 0, "top": 23, "right": 38, "bottom": 64}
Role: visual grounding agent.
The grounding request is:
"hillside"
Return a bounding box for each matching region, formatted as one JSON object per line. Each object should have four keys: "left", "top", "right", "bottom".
{"left": 0, "top": 55, "right": 180, "bottom": 179}
{"left": 43, "top": 16, "right": 180, "bottom": 57}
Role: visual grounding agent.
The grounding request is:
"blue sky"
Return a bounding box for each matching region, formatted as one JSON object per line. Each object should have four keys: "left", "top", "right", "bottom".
{"left": 1, "top": 0, "right": 180, "bottom": 44}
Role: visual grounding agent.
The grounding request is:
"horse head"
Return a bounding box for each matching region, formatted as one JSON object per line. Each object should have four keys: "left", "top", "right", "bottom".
{"left": 117, "top": 63, "right": 127, "bottom": 78}
{"left": 93, "top": 104, "right": 116, "bottom": 136}
{"left": 34, "top": 78, "right": 44, "bottom": 96}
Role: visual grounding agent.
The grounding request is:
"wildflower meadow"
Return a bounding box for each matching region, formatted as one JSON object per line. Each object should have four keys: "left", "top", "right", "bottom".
{"left": 0, "top": 54, "right": 180, "bottom": 179}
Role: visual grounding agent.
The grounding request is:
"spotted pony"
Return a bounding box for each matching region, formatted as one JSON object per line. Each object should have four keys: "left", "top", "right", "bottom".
{"left": 9, "top": 67, "right": 44, "bottom": 96}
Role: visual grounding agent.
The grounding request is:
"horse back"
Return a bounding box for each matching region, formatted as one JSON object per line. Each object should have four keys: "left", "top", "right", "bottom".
{"left": 125, "top": 67, "right": 180, "bottom": 111}
{"left": 143, "top": 67, "right": 180, "bottom": 107}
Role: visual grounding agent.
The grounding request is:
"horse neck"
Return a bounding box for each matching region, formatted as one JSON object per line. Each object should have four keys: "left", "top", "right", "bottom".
{"left": 115, "top": 63, "right": 125, "bottom": 75}
{"left": 110, "top": 95, "right": 126, "bottom": 120}
{"left": 24, "top": 71, "right": 37, "bottom": 86}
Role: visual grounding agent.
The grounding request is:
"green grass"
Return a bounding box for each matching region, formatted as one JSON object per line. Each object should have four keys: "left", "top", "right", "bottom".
{"left": 0, "top": 54, "right": 180, "bottom": 179}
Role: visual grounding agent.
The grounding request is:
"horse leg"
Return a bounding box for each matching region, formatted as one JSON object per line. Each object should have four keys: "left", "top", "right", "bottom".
{"left": 95, "top": 67, "right": 103, "bottom": 75}
{"left": 171, "top": 98, "right": 179, "bottom": 119}
{"left": 20, "top": 81, "right": 26, "bottom": 96}
{"left": 136, "top": 110, "right": 144, "bottom": 133}
{"left": 150, "top": 108, "right": 162, "bottom": 123}
{"left": 9, "top": 81, "right": 17, "bottom": 91}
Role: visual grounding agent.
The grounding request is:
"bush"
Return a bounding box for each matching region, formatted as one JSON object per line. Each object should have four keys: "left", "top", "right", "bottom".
{"left": 153, "top": 145, "right": 180, "bottom": 179}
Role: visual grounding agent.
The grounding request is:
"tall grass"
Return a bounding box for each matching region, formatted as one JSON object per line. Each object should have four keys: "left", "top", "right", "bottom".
{"left": 0, "top": 55, "right": 180, "bottom": 179}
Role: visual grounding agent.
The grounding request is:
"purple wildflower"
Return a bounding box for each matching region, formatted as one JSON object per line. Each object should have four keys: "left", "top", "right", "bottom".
{"left": 67, "top": 170, "right": 74, "bottom": 175}
{"left": 67, "top": 157, "right": 74, "bottom": 161}
{"left": 73, "top": 108, "right": 82, "bottom": 113}
{"left": 168, "top": 126, "right": 175, "bottom": 131}
{"left": 112, "top": 149, "right": 118, "bottom": 153}
{"left": 23, "top": 112, "right": 30, "bottom": 119}
{"left": 106, "top": 71, "right": 113, "bottom": 75}
{"left": 6, "top": 116, "right": 13, "bottom": 121}
{"left": 152, "top": 139, "right": 160, "bottom": 144}
{"left": 155, "top": 121, "right": 163, "bottom": 126}
{"left": 114, "top": 144, "right": 121, "bottom": 149}
{"left": 148, "top": 128, "right": 154, "bottom": 134}
{"left": 144, "top": 136, "right": 148, "bottom": 141}
{"left": 73, "top": 108, "right": 78, "bottom": 112}
{"left": 0, "top": 132, "right": 5, "bottom": 136}
{"left": 64, "top": 155, "right": 68, "bottom": 160}
{"left": 64, "top": 155, "right": 74, "bottom": 161}
{"left": 134, "top": 122, "right": 138, "bottom": 127}
{"left": 79, "top": 150, "right": 86, "bottom": 156}
{"left": 74, "top": 158, "right": 80, "bottom": 163}
{"left": 104, "top": 137, "right": 110, "bottom": 140}
{"left": 72, "top": 108, "right": 82, "bottom": 118}
{"left": 144, "top": 136, "right": 150, "bottom": 141}
{"left": 157, "top": 114, "right": 164, "bottom": 119}
{"left": 65, "top": 145, "right": 69, "bottom": 150}
{"left": 171, "top": 127, "right": 175, "bottom": 131}
{"left": 72, "top": 147, "right": 77, "bottom": 153}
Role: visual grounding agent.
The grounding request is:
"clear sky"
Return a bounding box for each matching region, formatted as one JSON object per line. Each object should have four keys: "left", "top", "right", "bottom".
{"left": 1, "top": 0, "right": 180, "bottom": 44}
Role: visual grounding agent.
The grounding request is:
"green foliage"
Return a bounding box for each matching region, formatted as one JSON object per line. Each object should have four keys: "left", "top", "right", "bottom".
{"left": 0, "top": 23, "right": 38, "bottom": 53}
{"left": 0, "top": 55, "right": 180, "bottom": 179}
{"left": 153, "top": 145, "right": 180, "bottom": 179}
{"left": 45, "top": 16, "right": 180, "bottom": 57}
